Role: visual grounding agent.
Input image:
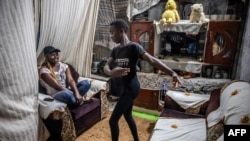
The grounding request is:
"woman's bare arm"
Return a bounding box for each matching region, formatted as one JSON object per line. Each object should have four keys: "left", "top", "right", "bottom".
{"left": 40, "top": 73, "right": 66, "bottom": 91}
{"left": 65, "top": 68, "right": 82, "bottom": 102}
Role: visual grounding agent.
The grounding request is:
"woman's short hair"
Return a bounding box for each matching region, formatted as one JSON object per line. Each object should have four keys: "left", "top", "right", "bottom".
{"left": 110, "top": 19, "right": 129, "bottom": 33}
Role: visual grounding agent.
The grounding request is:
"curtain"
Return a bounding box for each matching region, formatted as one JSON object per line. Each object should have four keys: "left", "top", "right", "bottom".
{"left": 36, "top": 0, "right": 100, "bottom": 77}
{"left": 0, "top": 0, "right": 39, "bottom": 141}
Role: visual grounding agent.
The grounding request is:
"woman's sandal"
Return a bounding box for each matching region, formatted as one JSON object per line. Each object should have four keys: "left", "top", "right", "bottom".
{"left": 84, "top": 98, "right": 93, "bottom": 103}
{"left": 80, "top": 97, "right": 94, "bottom": 104}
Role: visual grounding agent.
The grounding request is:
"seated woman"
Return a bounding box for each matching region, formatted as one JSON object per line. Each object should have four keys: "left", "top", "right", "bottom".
{"left": 39, "top": 46, "right": 91, "bottom": 107}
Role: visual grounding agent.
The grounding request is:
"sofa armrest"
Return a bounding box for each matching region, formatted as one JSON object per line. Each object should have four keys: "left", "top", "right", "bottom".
{"left": 77, "top": 77, "right": 107, "bottom": 100}
{"left": 78, "top": 77, "right": 109, "bottom": 119}
{"left": 98, "top": 89, "right": 109, "bottom": 119}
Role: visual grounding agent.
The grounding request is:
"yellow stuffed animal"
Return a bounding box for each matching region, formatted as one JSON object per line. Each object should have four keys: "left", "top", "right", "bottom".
{"left": 160, "top": 0, "right": 180, "bottom": 25}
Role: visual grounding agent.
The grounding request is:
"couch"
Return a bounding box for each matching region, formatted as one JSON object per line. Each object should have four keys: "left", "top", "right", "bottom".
{"left": 150, "top": 80, "right": 250, "bottom": 141}
{"left": 38, "top": 64, "right": 109, "bottom": 141}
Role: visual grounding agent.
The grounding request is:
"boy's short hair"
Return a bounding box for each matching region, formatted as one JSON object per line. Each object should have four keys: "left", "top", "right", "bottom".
{"left": 110, "top": 19, "right": 129, "bottom": 33}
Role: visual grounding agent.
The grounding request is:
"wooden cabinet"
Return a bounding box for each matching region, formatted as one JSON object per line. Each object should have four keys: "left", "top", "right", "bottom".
{"left": 204, "top": 21, "right": 241, "bottom": 66}
{"left": 201, "top": 20, "right": 241, "bottom": 79}
{"left": 130, "top": 21, "right": 155, "bottom": 55}
{"left": 134, "top": 89, "right": 159, "bottom": 110}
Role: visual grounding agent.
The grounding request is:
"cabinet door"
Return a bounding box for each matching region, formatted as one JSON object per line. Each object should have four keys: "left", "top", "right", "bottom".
{"left": 130, "top": 21, "right": 154, "bottom": 55}
{"left": 134, "top": 89, "right": 159, "bottom": 110}
{"left": 204, "top": 21, "right": 240, "bottom": 66}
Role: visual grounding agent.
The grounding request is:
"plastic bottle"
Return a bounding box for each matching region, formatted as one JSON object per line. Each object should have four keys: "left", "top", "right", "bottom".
{"left": 161, "top": 81, "right": 167, "bottom": 101}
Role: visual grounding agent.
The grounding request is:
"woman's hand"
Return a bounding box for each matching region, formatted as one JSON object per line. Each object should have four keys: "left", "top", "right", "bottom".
{"left": 172, "top": 72, "right": 184, "bottom": 88}
{"left": 110, "top": 67, "right": 130, "bottom": 77}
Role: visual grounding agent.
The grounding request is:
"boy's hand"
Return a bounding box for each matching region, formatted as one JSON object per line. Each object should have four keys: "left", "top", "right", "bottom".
{"left": 111, "top": 67, "right": 130, "bottom": 77}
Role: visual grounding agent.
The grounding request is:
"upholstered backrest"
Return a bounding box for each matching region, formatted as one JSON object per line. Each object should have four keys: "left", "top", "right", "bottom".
{"left": 67, "top": 63, "right": 80, "bottom": 83}
{"left": 207, "top": 80, "right": 250, "bottom": 126}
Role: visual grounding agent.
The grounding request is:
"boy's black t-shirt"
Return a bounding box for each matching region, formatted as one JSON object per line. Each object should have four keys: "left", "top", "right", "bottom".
{"left": 109, "top": 42, "right": 145, "bottom": 96}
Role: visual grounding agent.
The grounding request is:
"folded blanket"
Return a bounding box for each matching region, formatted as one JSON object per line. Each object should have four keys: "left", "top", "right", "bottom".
{"left": 38, "top": 93, "right": 66, "bottom": 119}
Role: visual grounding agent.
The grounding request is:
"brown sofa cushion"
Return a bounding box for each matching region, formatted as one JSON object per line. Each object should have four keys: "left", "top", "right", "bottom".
{"left": 205, "top": 88, "right": 221, "bottom": 117}
{"left": 70, "top": 98, "right": 100, "bottom": 120}
{"left": 160, "top": 108, "right": 205, "bottom": 118}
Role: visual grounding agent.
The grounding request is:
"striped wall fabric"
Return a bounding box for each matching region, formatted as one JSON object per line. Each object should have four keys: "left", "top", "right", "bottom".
{"left": 0, "top": 0, "right": 39, "bottom": 141}
{"left": 94, "top": 0, "right": 160, "bottom": 49}
{"left": 94, "top": 0, "right": 130, "bottom": 49}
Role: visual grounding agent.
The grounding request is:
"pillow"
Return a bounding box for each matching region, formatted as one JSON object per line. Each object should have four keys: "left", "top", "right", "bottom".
{"left": 78, "top": 79, "right": 91, "bottom": 95}
{"left": 78, "top": 77, "right": 107, "bottom": 100}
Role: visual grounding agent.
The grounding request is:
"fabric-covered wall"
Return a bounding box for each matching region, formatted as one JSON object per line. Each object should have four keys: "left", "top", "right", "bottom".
{"left": 94, "top": 0, "right": 160, "bottom": 49}
{"left": 94, "top": 0, "right": 130, "bottom": 49}
{"left": 0, "top": 0, "right": 39, "bottom": 140}
{"left": 36, "top": 0, "right": 100, "bottom": 77}
{"left": 235, "top": 1, "right": 250, "bottom": 82}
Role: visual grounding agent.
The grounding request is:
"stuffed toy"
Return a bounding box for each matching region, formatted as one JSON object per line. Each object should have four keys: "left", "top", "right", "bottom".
{"left": 189, "top": 3, "right": 209, "bottom": 23}
{"left": 160, "top": 0, "right": 180, "bottom": 25}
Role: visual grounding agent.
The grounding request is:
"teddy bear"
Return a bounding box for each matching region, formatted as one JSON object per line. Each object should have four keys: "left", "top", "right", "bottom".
{"left": 189, "top": 3, "right": 209, "bottom": 23}
{"left": 159, "top": 0, "right": 180, "bottom": 25}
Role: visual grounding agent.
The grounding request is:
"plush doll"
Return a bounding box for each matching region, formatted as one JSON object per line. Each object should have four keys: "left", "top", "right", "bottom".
{"left": 160, "top": 0, "right": 180, "bottom": 25}
{"left": 189, "top": 3, "right": 209, "bottom": 23}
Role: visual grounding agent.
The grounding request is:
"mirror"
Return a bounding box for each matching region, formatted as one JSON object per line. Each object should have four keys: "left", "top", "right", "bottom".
{"left": 212, "top": 33, "right": 225, "bottom": 56}
{"left": 138, "top": 32, "right": 149, "bottom": 50}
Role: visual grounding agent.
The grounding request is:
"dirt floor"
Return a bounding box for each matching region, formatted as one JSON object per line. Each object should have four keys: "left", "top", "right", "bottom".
{"left": 76, "top": 111, "right": 156, "bottom": 141}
